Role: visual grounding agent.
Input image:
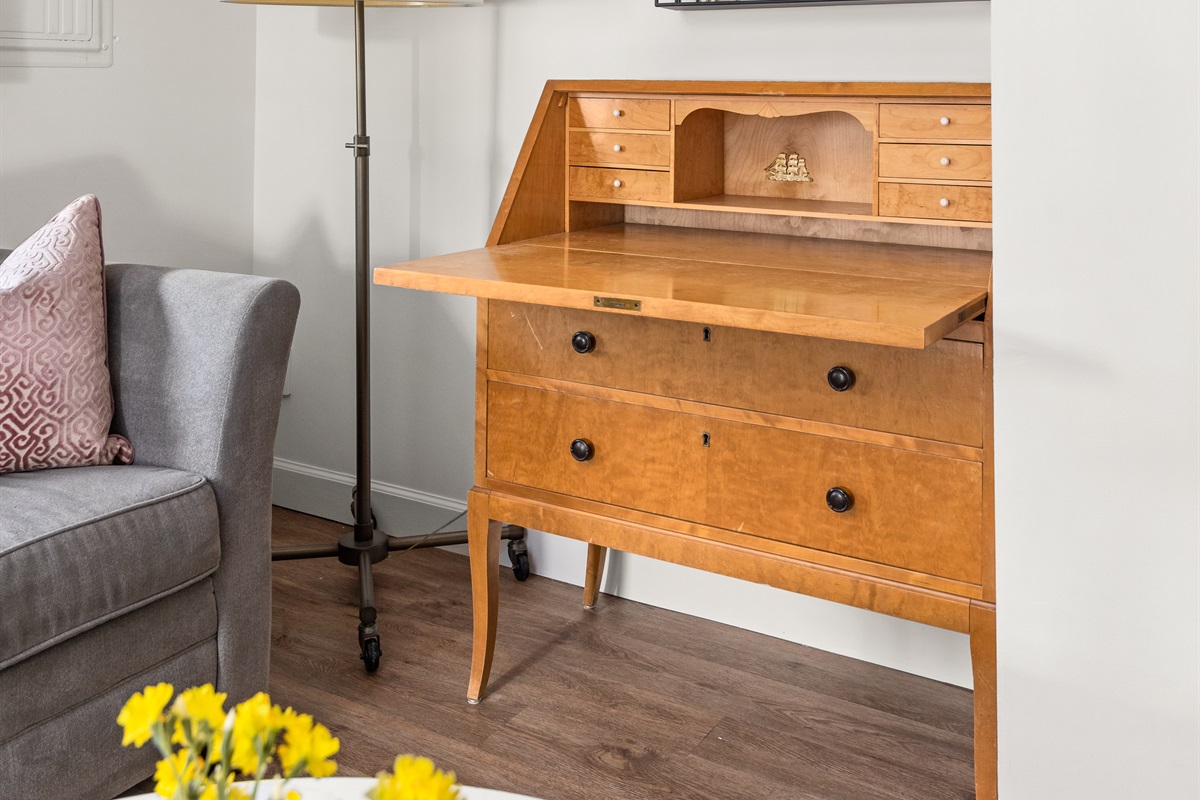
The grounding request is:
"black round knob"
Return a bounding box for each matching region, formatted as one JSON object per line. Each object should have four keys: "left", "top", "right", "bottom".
{"left": 827, "top": 366, "right": 856, "bottom": 392}
{"left": 570, "top": 438, "right": 595, "bottom": 462}
{"left": 826, "top": 487, "right": 854, "bottom": 513}
{"left": 571, "top": 331, "right": 596, "bottom": 354}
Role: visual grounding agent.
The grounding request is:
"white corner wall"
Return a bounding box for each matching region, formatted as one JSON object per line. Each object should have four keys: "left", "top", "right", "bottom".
{"left": 0, "top": 0, "right": 257, "bottom": 271}
{"left": 992, "top": 3, "right": 1199, "bottom": 798}
{"left": 257, "top": 0, "right": 991, "bottom": 688}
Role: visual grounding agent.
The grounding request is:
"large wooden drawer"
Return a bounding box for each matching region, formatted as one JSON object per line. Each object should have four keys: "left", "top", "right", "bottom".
{"left": 569, "top": 167, "right": 671, "bottom": 202}
{"left": 878, "top": 143, "right": 992, "bottom": 182}
{"left": 879, "top": 183, "right": 993, "bottom": 223}
{"left": 486, "top": 382, "right": 983, "bottom": 584}
{"left": 568, "top": 97, "right": 671, "bottom": 131}
{"left": 879, "top": 104, "right": 992, "bottom": 141}
{"left": 569, "top": 130, "right": 672, "bottom": 167}
{"left": 488, "top": 301, "right": 984, "bottom": 446}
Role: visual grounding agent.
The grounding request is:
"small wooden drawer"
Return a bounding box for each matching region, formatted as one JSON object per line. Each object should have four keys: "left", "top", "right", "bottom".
{"left": 489, "top": 301, "right": 985, "bottom": 446}
{"left": 569, "top": 167, "right": 671, "bottom": 202}
{"left": 879, "top": 183, "right": 992, "bottom": 223}
{"left": 569, "top": 130, "right": 672, "bottom": 168}
{"left": 879, "top": 104, "right": 992, "bottom": 141}
{"left": 569, "top": 98, "right": 671, "bottom": 131}
{"left": 878, "top": 144, "right": 992, "bottom": 182}
{"left": 486, "top": 382, "right": 983, "bottom": 584}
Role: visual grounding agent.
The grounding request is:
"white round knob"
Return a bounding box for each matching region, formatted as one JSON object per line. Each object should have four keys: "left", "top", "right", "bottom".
{"left": 613, "top": 109, "right": 624, "bottom": 117}
{"left": 613, "top": 179, "right": 623, "bottom": 188}
{"left": 940, "top": 157, "right": 951, "bottom": 166}
{"left": 613, "top": 144, "right": 623, "bottom": 152}
{"left": 940, "top": 116, "right": 951, "bottom": 126}
{"left": 939, "top": 197, "right": 951, "bottom": 207}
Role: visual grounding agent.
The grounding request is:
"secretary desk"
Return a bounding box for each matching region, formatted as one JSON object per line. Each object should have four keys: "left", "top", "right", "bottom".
{"left": 375, "top": 80, "right": 997, "bottom": 799}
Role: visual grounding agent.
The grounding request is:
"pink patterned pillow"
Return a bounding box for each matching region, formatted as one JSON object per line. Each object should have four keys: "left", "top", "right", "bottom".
{"left": 0, "top": 195, "right": 133, "bottom": 474}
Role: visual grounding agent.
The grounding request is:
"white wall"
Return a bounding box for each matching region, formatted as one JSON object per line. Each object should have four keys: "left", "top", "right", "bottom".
{"left": 258, "top": 0, "right": 991, "bottom": 688}
{"left": 992, "top": 3, "right": 1199, "bottom": 798}
{"left": 0, "top": 0, "right": 257, "bottom": 272}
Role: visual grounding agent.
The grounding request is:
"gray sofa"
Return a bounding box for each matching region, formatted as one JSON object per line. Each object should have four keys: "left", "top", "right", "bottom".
{"left": 0, "top": 255, "right": 300, "bottom": 799}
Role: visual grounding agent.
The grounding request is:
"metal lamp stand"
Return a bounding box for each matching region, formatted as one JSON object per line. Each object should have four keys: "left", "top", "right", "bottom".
{"left": 268, "top": 0, "right": 527, "bottom": 673}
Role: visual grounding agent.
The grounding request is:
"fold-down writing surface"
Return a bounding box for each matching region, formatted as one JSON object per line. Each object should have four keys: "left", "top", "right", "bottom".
{"left": 374, "top": 226, "right": 989, "bottom": 348}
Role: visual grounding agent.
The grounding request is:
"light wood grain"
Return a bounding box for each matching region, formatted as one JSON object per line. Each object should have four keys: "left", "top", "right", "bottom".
{"left": 485, "top": 382, "right": 984, "bottom": 583}
{"left": 549, "top": 80, "right": 990, "bottom": 99}
{"left": 879, "top": 183, "right": 993, "bottom": 224}
{"left": 723, "top": 111, "right": 874, "bottom": 203}
{"left": 623, "top": 205, "right": 994, "bottom": 251}
{"left": 486, "top": 491, "right": 974, "bottom": 634}
{"left": 486, "top": 369, "right": 984, "bottom": 463}
{"left": 488, "top": 300, "right": 986, "bottom": 446}
{"left": 879, "top": 143, "right": 992, "bottom": 182}
{"left": 970, "top": 602, "right": 998, "bottom": 800}
{"left": 879, "top": 104, "right": 992, "bottom": 141}
{"left": 568, "top": 97, "right": 670, "bottom": 131}
{"left": 672, "top": 108, "right": 724, "bottom": 202}
{"left": 675, "top": 98, "right": 876, "bottom": 131}
{"left": 569, "top": 166, "right": 672, "bottom": 203}
{"left": 566, "top": 201, "right": 625, "bottom": 233}
{"left": 467, "top": 489, "right": 501, "bottom": 703}
{"left": 487, "top": 85, "right": 567, "bottom": 247}
{"left": 582, "top": 543, "right": 607, "bottom": 608}
{"left": 375, "top": 226, "right": 990, "bottom": 349}
{"left": 543, "top": 224, "right": 992, "bottom": 288}
{"left": 569, "top": 130, "right": 672, "bottom": 168}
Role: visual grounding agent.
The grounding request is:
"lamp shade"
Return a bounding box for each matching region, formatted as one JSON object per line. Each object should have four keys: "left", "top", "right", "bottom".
{"left": 222, "top": 0, "right": 482, "bottom": 6}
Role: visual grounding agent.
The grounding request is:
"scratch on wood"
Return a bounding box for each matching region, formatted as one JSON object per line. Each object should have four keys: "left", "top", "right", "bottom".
{"left": 524, "top": 312, "right": 544, "bottom": 350}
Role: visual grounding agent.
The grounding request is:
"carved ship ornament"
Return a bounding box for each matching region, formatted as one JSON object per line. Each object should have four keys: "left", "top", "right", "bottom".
{"left": 765, "top": 152, "right": 812, "bottom": 182}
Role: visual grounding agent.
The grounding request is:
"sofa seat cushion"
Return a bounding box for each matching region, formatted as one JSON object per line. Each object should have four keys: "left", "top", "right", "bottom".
{"left": 0, "top": 464, "right": 220, "bottom": 670}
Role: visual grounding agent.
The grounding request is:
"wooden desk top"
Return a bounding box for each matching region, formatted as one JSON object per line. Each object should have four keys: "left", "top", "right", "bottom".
{"left": 374, "top": 224, "right": 990, "bottom": 348}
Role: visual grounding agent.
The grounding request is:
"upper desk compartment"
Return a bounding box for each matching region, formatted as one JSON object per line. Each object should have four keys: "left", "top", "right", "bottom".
{"left": 376, "top": 82, "right": 993, "bottom": 351}
{"left": 564, "top": 87, "right": 991, "bottom": 227}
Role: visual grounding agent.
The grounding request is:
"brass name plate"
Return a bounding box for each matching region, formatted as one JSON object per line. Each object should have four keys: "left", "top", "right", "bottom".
{"left": 594, "top": 296, "right": 642, "bottom": 312}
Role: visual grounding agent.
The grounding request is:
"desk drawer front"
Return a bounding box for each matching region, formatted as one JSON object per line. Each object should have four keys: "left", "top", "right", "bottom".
{"left": 878, "top": 183, "right": 993, "bottom": 223}
{"left": 488, "top": 301, "right": 984, "bottom": 446}
{"left": 569, "top": 167, "right": 672, "bottom": 202}
{"left": 487, "top": 382, "right": 983, "bottom": 583}
{"left": 568, "top": 98, "right": 671, "bottom": 131}
{"left": 569, "top": 130, "right": 672, "bottom": 167}
{"left": 878, "top": 144, "right": 992, "bottom": 182}
{"left": 879, "top": 104, "right": 991, "bottom": 141}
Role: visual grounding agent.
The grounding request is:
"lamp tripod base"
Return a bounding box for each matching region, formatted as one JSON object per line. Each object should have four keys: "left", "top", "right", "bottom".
{"left": 271, "top": 498, "right": 530, "bottom": 673}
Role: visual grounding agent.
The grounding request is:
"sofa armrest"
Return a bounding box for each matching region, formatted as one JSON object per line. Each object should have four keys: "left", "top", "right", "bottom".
{"left": 104, "top": 263, "right": 300, "bottom": 703}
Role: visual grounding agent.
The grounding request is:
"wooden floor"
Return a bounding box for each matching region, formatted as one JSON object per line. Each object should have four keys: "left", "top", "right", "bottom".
{"left": 267, "top": 507, "right": 976, "bottom": 800}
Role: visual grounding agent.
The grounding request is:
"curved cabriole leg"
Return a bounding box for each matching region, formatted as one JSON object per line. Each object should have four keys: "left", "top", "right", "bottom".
{"left": 583, "top": 544, "right": 607, "bottom": 609}
{"left": 467, "top": 490, "right": 501, "bottom": 704}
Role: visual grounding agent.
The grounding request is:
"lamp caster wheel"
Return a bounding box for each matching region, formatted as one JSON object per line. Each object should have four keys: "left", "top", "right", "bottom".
{"left": 360, "top": 636, "right": 381, "bottom": 672}
{"left": 507, "top": 538, "right": 530, "bottom": 582}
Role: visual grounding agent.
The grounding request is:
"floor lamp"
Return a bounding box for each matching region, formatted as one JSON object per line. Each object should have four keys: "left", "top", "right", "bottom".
{"left": 222, "top": 0, "right": 527, "bottom": 673}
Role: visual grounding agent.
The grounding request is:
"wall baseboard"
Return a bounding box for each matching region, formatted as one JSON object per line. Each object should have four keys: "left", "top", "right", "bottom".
{"left": 272, "top": 457, "right": 470, "bottom": 539}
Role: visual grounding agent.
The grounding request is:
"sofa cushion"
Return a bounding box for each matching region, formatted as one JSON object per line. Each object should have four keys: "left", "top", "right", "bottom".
{"left": 0, "top": 195, "right": 133, "bottom": 475}
{"left": 0, "top": 464, "right": 220, "bottom": 670}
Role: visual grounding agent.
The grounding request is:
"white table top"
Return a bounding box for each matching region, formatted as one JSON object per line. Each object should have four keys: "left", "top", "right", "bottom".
{"left": 124, "top": 777, "right": 542, "bottom": 800}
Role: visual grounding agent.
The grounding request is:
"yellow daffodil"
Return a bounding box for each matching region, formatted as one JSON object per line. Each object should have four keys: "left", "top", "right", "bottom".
{"left": 153, "top": 750, "right": 199, "bottom": 797}
{"left": 117, "top": 683, "right": 174, "bottom": 747}
{"left": 369, "top": 755, "right": 461, "bottom": 800}
{"left": 231, "top": 692, "right": 286, "bottom": 775}
{"left": 277, "top": 712, "right": 339, "bottom": 778}
{"left": 171, "top": 683, "right": 229, "bottom": 748}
